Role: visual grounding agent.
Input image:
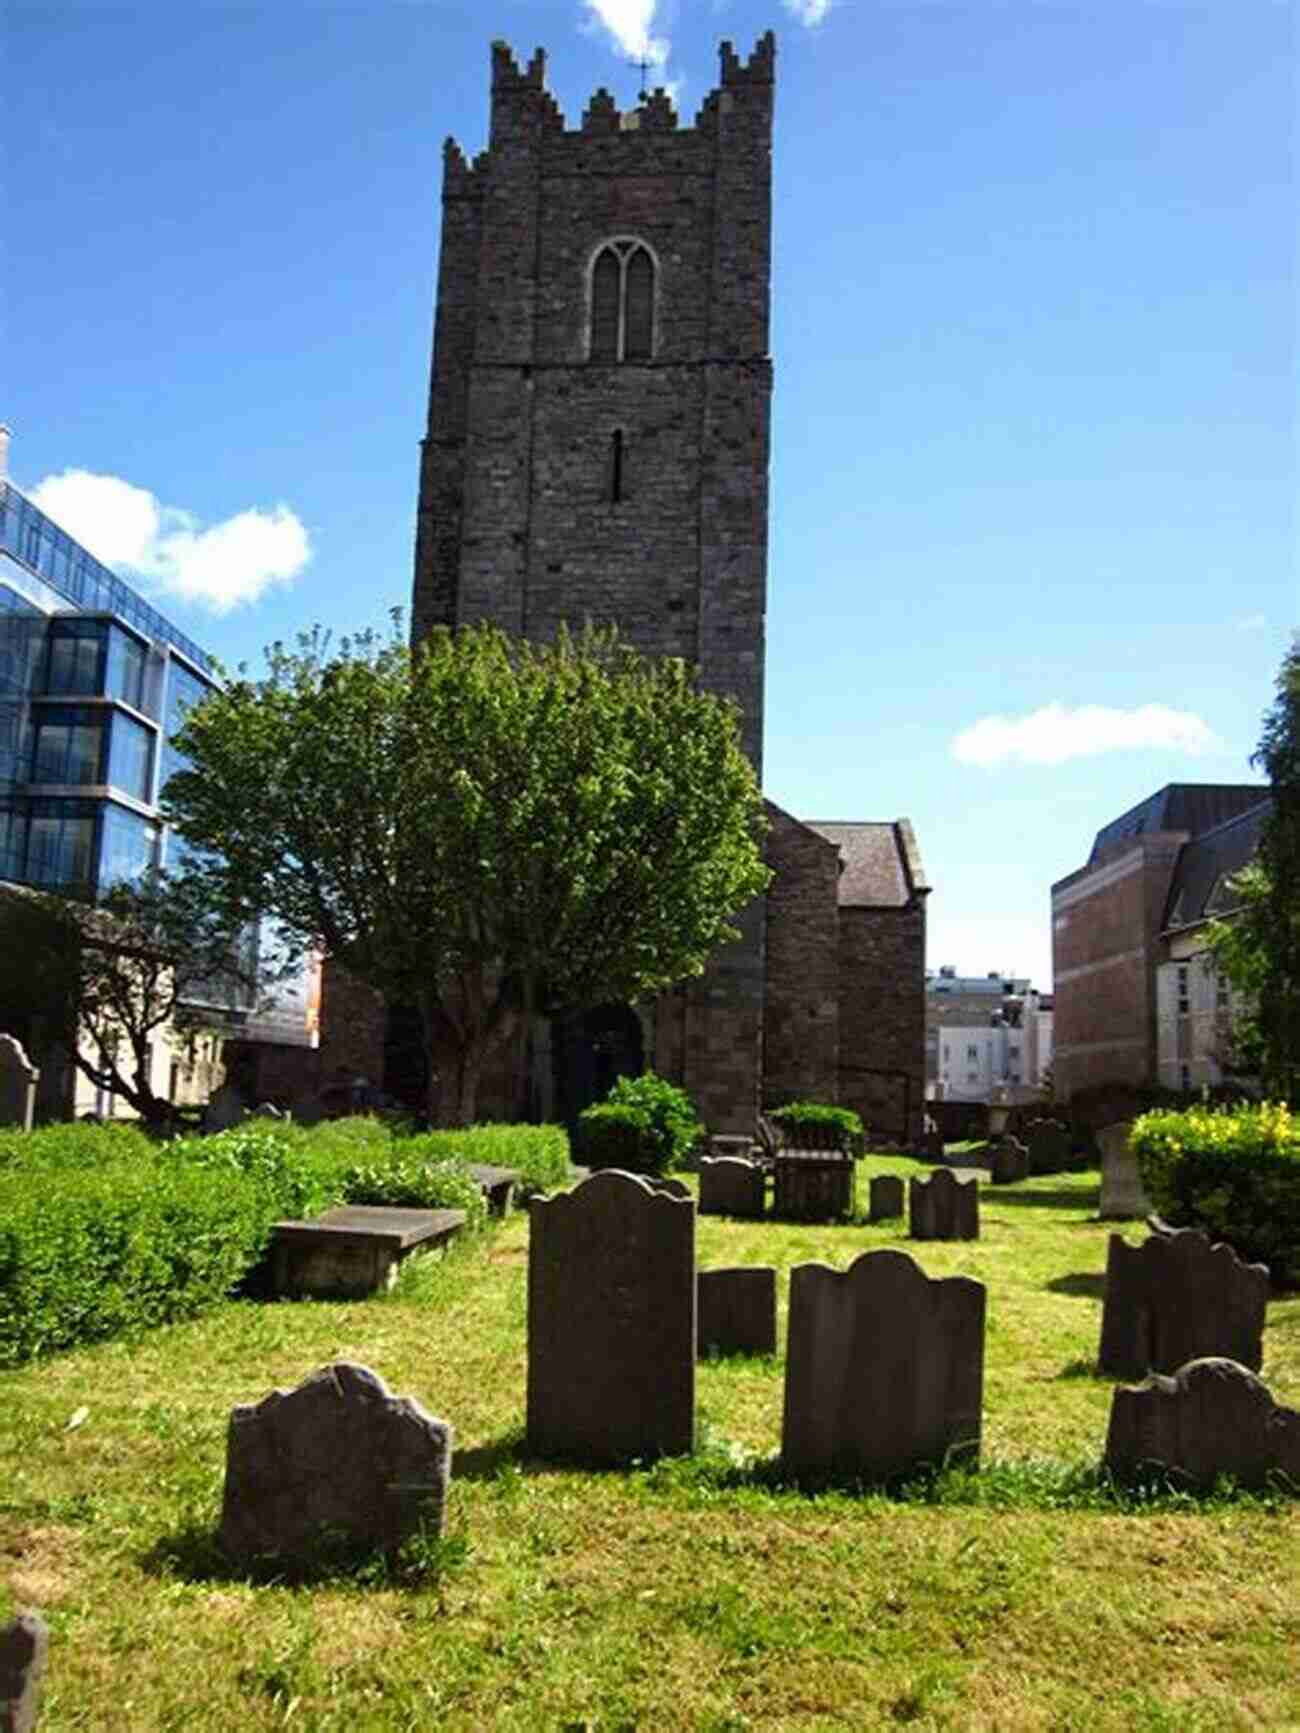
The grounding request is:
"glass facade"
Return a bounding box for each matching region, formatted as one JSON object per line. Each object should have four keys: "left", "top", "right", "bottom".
{"left": 0, "top": 481, "right": 216, "bottom": 899}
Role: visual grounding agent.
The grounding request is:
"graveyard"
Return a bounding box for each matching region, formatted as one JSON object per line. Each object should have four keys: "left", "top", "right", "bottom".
{"left": 3, "top": 1147, "right": 1298, "bottom": 1730}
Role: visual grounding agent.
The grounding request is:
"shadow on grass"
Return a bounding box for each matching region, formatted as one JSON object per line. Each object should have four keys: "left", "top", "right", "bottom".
{"left": 1046, "top": 1272, "right": 1106, "bottom": 1300}
{"left": 1056, "top": 1356, "right": 1104, "bottom": 1380}
{"left": 987, "top": 1186, "right": 1101, "bottom": 1212}
{"left": 140, "top": 1515, "right": 467, "bottom": 1590}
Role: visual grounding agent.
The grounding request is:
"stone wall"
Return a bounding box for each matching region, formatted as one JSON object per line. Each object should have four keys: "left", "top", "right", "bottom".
{"left": 411, "top": 36, "right": 776, "bottom": 1136}
{"left": 837, "top": 903, "right": 926, "bottom": 1145}
{"left": 762, "top": 805, "right": 840, "bottom": 1107}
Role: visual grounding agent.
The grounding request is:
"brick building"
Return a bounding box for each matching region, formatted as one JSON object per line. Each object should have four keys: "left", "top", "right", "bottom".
{"left": 1051, "top": 783, "right": 1267, "bottom": 1098}
{"left": 389, "top": 36, "right": 928, "bottom": 1137}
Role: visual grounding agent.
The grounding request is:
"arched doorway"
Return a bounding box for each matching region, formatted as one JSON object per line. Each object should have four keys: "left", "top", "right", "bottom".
{"left": 552, "top": 1003, "right": 644, "bottom": 1134}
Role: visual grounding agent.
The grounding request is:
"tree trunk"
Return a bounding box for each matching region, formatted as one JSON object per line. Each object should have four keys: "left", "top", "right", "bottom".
{"left": 424, "top": 1033, "right": 482, "bottom": 1128}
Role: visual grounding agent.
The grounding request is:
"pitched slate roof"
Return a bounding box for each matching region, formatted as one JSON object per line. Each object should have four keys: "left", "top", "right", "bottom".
{"left": 1088, "top": 783, "right": 1267, "bottom": 865}
{"left": 803, "top": 819, "right": 928, "bottom": 909}
{"left": 1163, "top": 798, "right": 1272, "bottom": 932}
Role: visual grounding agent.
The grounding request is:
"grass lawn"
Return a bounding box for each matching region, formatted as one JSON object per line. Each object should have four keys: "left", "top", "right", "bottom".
{"left": 3, "top": 1156, "right": 1298, "bottom": 1730}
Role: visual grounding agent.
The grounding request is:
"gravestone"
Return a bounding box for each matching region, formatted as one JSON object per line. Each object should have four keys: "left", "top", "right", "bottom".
{"left": 268, "top": 1205, "right": 465, "bottom": 1298}
{"left": 1026, "top": 1118, "right": 1071, "bottom": 1175}
{"left": 989, "top": 1136, "right": 1030, "bottom": 1185}
{"left": 909, "top": 1169, "right": 979, "bottom": 1241}
{"left": 0, "top": 1612, "right": 48, "bottom": 1733}
{"left": 868, "top": 1174, "right": 905, "bottom": 1221}
{"left": 1098, "top": 1228, "right": 1270, "bottom": 1380}
{"left": 219, "top": 1362, "right": 451, "bottom": 1566}
{"left": 645, "top": 1175, "right": 692, "bottom": 1200}
{"left": 709, "top": 1133, "right": 758, "bottom": 1162}
{"left": 698, "top": 1267, "right": 777, "bottom": 1357}
{"left": 698, "top": 1156, "right": 766, "bottom": 1218}
{"left": 0, "top": 1035, "right": 38, "bottom": 1133}
{"left": 527, "top": 1170, "right": 694, "bottom": 1463}
{"left": 1104, "top": 1357, "right": 1300, "bottom": 1490}
{"left": 782, "top": 1249, "right": 986, "bottom": 1481}
{"left": 1097, "top": 1121, "right": 1151, "bottom": 1219}
{"left": 921, "top": 1126, "right": 945, "bottom": 1161}
{"left": 204, "top": 1080, "right": 248, "bottom": 1132}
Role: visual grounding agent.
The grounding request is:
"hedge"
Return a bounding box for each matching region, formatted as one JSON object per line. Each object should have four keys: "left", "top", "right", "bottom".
{"left": 1130, "top": 1101, "right": 1300, "bottom": 1284}
{"left": 767, "top": 1101, "right": 864, "bottom": 1153}
{"left": 397, "top": 1123, "right": 571, "bottom": 1194}
{"left": 575, "top": 1073, "right": 701, "bottom": 1178}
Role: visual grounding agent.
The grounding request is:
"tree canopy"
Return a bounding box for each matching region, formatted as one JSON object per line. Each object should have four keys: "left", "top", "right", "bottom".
{"left": 164, "top": 623, "right": 770, "bottom": 1123}
{"left": 1209, "top": 636, "right": 1300, "bottom": 1099}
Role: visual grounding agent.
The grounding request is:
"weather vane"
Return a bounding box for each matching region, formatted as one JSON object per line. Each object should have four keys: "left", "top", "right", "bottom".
{"left": 629, "top": 51, "right": 651, "bottom": 104}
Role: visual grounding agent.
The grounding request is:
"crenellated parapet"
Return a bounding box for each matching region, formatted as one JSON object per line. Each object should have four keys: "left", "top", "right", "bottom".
{"left": 638, "top": 88, "right": 678, "bottom": 132}
{"left": 581, "top": 88, "right": 620, "bottom": 135}
{"left": 720, "top": 31, "right": 776, "bottom": 87}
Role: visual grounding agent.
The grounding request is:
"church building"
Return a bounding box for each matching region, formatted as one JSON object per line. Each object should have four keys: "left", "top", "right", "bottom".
{"left": 391, "top": 34, "right": 928, "bottom": 1139}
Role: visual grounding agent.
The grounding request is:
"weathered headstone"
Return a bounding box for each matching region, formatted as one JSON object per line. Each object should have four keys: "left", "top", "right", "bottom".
{"left": 1098, "top": 1228, "right": 1270, "bottom": 1380}
{"left": 1104, "top": 1357, "right": 1300, "bottom": 1490}
{"left": 782, "top": 1249, "right": 986, "bottom": 1481}
{"left": 204, "top": 1080, "right": 248, "bottom": 1132}
{"left": 989, "top": 1136, "right": 1030, "bottom": 1185}
{"left": 708, "top": 1133, "right": 758, "bottom": 1162}
{"left": 219, "top": 1362, "right": 451, "bottom": 1566}
{"left": 1026, "top": 1118, "right": 1071, "bottom": 1175}
{"left": 1097, "top": 1121, "right": 1151, "bottom": 1219}
{"left": 698, "top": 1267, "right": 777, "bottom": 1357}
{"left": 645, "top": 1175, "right": 692, "bottom": 1200}
{"left": 268, "top": 1205, "right": 465, "bottom": 1298}
{"left": 868, "top": 1174, "right": 905, "bottom": 1221}
{"left": 921, "top": 1126, "right": 945, "bottom": 1161}
{"left": 0, "top": 1613, "right": 48, "bottom": 1733}
{"left": 909, "top": 1168, "right": 979, "bottom": 1241}
{"left": 698, "top": 1155, "right": 766, "bottom": 1218}
{"left": 527, "top": 1170, "right": 694, "bottom": 1463}
{"left": 0, "top": 1035, "right": 38, "bottom": 1133}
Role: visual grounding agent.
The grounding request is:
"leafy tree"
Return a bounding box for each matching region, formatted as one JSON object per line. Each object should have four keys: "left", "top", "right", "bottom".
{"left": 1208, "top": 637, "right": 1300, "bottom": 1099}
{"left": 0, "top": 870, "right": 265, "bottom": 1129}
{"left": 164, "top": 623, "right": 770, "bottom": 1126}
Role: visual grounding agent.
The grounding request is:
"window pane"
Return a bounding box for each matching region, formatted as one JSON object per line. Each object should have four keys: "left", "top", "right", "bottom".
{"left": 105, "top": 627, "right": 147, "bottom": 710}
{"left": 107, "top": 712, "right": 153, "bottom": 801}
{"left": 31, "top": 715, "right": 103, "bottom": 784}
{"left": 27, "top": 813, "right": 95, "bottom": 890}
{"left": 46, "top": 624, "right": 104, "bottom": 696}
{"left": 99, "top": 803, "right": 157, "bottom": 887}
{"left": 624, "top": 247, "right": 653, "bottom": 360}
{"left": 590, "top": 248, "right": 620, "bottom": 361}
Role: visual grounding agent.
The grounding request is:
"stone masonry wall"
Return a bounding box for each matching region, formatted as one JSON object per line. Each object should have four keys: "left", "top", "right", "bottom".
{"left": 762, "top": 805, "right": 840, "bottom": 1106}
{"left": 410, "top": 37, "right": 776, "bottom": 1136}
{"left": 837, "top": 904, "right": 926, "bottom": 1146}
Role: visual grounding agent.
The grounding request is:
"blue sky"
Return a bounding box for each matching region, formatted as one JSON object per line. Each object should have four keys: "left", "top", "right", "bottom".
{"left": 6, "top": 0, "right": 1295, "bottom": 988}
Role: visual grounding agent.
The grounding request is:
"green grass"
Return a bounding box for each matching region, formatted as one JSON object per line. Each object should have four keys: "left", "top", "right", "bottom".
{"left": 3, "top": 1158, "right": 1298, "bottom": 1730}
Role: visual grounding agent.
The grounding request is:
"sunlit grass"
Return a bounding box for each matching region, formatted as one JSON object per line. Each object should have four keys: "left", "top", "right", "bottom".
{"left": 3, "top": 1158, "right": 1298, "bottom": 1729}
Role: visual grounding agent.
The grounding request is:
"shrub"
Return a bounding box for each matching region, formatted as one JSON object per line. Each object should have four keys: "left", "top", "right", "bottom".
{"left": 605, "top": 1072, "right": 701, "bottom": 1167}
{"left": 0, "top": 1119, "right": 154, "bottom": 1171}
{"left": 767, "top": 1101, "right": 864, "bottom": 1153}
{"left": 339, "top": 1156, "right": 487, "bottom": 1230}
{"left": 573, "top": 1101, "right": 666, "bottom": 1177}
{"left": 160, "top": 1121, "right": 340, "bottom": 1222}
{"left": 1130, "top": 1101, "right": 1300, "bottom": 1283}
{"left": 0, "top": 1156, "right": 280, "bottom": 1365}
{"left": 399, "top": 1123, "right": 571, "bottom": 1194}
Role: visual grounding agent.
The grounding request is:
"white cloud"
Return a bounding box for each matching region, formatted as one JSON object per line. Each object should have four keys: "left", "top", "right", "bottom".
{"left": 28, "top": 468, "right": 310, "bottom": 614}
{"left": 583, "top": 0, "right": 669, "bottom": 65}
{"left": 784, "top": 0, "right": 832, "bottom": 25}
{"left": 951, "top": 702, "right": 1221, "bottom": 769}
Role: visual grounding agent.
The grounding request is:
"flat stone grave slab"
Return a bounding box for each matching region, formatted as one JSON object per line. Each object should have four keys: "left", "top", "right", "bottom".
{"left": 465, "top": 1163, "right": 520, "bottom": 1215}
{"left": 270, "top": 1206, "right": 466, "bottom": 1298}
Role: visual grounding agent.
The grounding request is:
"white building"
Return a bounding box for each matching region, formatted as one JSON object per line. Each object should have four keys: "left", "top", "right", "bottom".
{"left": 937, "top": 991, "right": 1053, "bottom": 1101}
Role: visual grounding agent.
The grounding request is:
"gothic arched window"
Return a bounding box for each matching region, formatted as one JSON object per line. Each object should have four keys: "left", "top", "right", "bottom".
{"left": 589, "top": 239, "right": 656, "bottom": 362}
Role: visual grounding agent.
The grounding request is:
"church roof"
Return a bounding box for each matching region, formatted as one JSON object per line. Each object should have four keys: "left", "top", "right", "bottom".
{"left": 803, "top": 819, "right": 928, "bottom": 909}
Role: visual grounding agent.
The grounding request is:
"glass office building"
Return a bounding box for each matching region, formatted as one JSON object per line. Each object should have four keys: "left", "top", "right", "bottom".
{"left": 0, "top": 476, "right": 219, "bottom": 896}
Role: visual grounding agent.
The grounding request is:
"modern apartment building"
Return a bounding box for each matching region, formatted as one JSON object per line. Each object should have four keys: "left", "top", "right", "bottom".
{"left": 0, "top": 436, "right": 317, "bottom": 1114}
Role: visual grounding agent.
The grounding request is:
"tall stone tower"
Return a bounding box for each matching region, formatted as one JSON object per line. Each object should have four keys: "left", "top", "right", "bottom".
{"left": 412, "top": 35, "right": 776, "bottom": 1132}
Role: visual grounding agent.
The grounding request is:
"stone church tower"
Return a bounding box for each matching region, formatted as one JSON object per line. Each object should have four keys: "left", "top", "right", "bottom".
{"left": 412, "top": 36, "right": 778, "bottom": 1133}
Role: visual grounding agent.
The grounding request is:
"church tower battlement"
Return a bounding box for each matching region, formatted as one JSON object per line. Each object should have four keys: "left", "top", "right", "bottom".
{"left": 413, "top": 34, "right": 775, "bottom": 778}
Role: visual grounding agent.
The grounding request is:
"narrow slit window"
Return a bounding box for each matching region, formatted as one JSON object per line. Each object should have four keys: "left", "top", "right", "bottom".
{"left": 610, "top": 429, "right": 625, "bottom": 502}
{"left": 589, "top": 239, "right": 656, "bottom": 361}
